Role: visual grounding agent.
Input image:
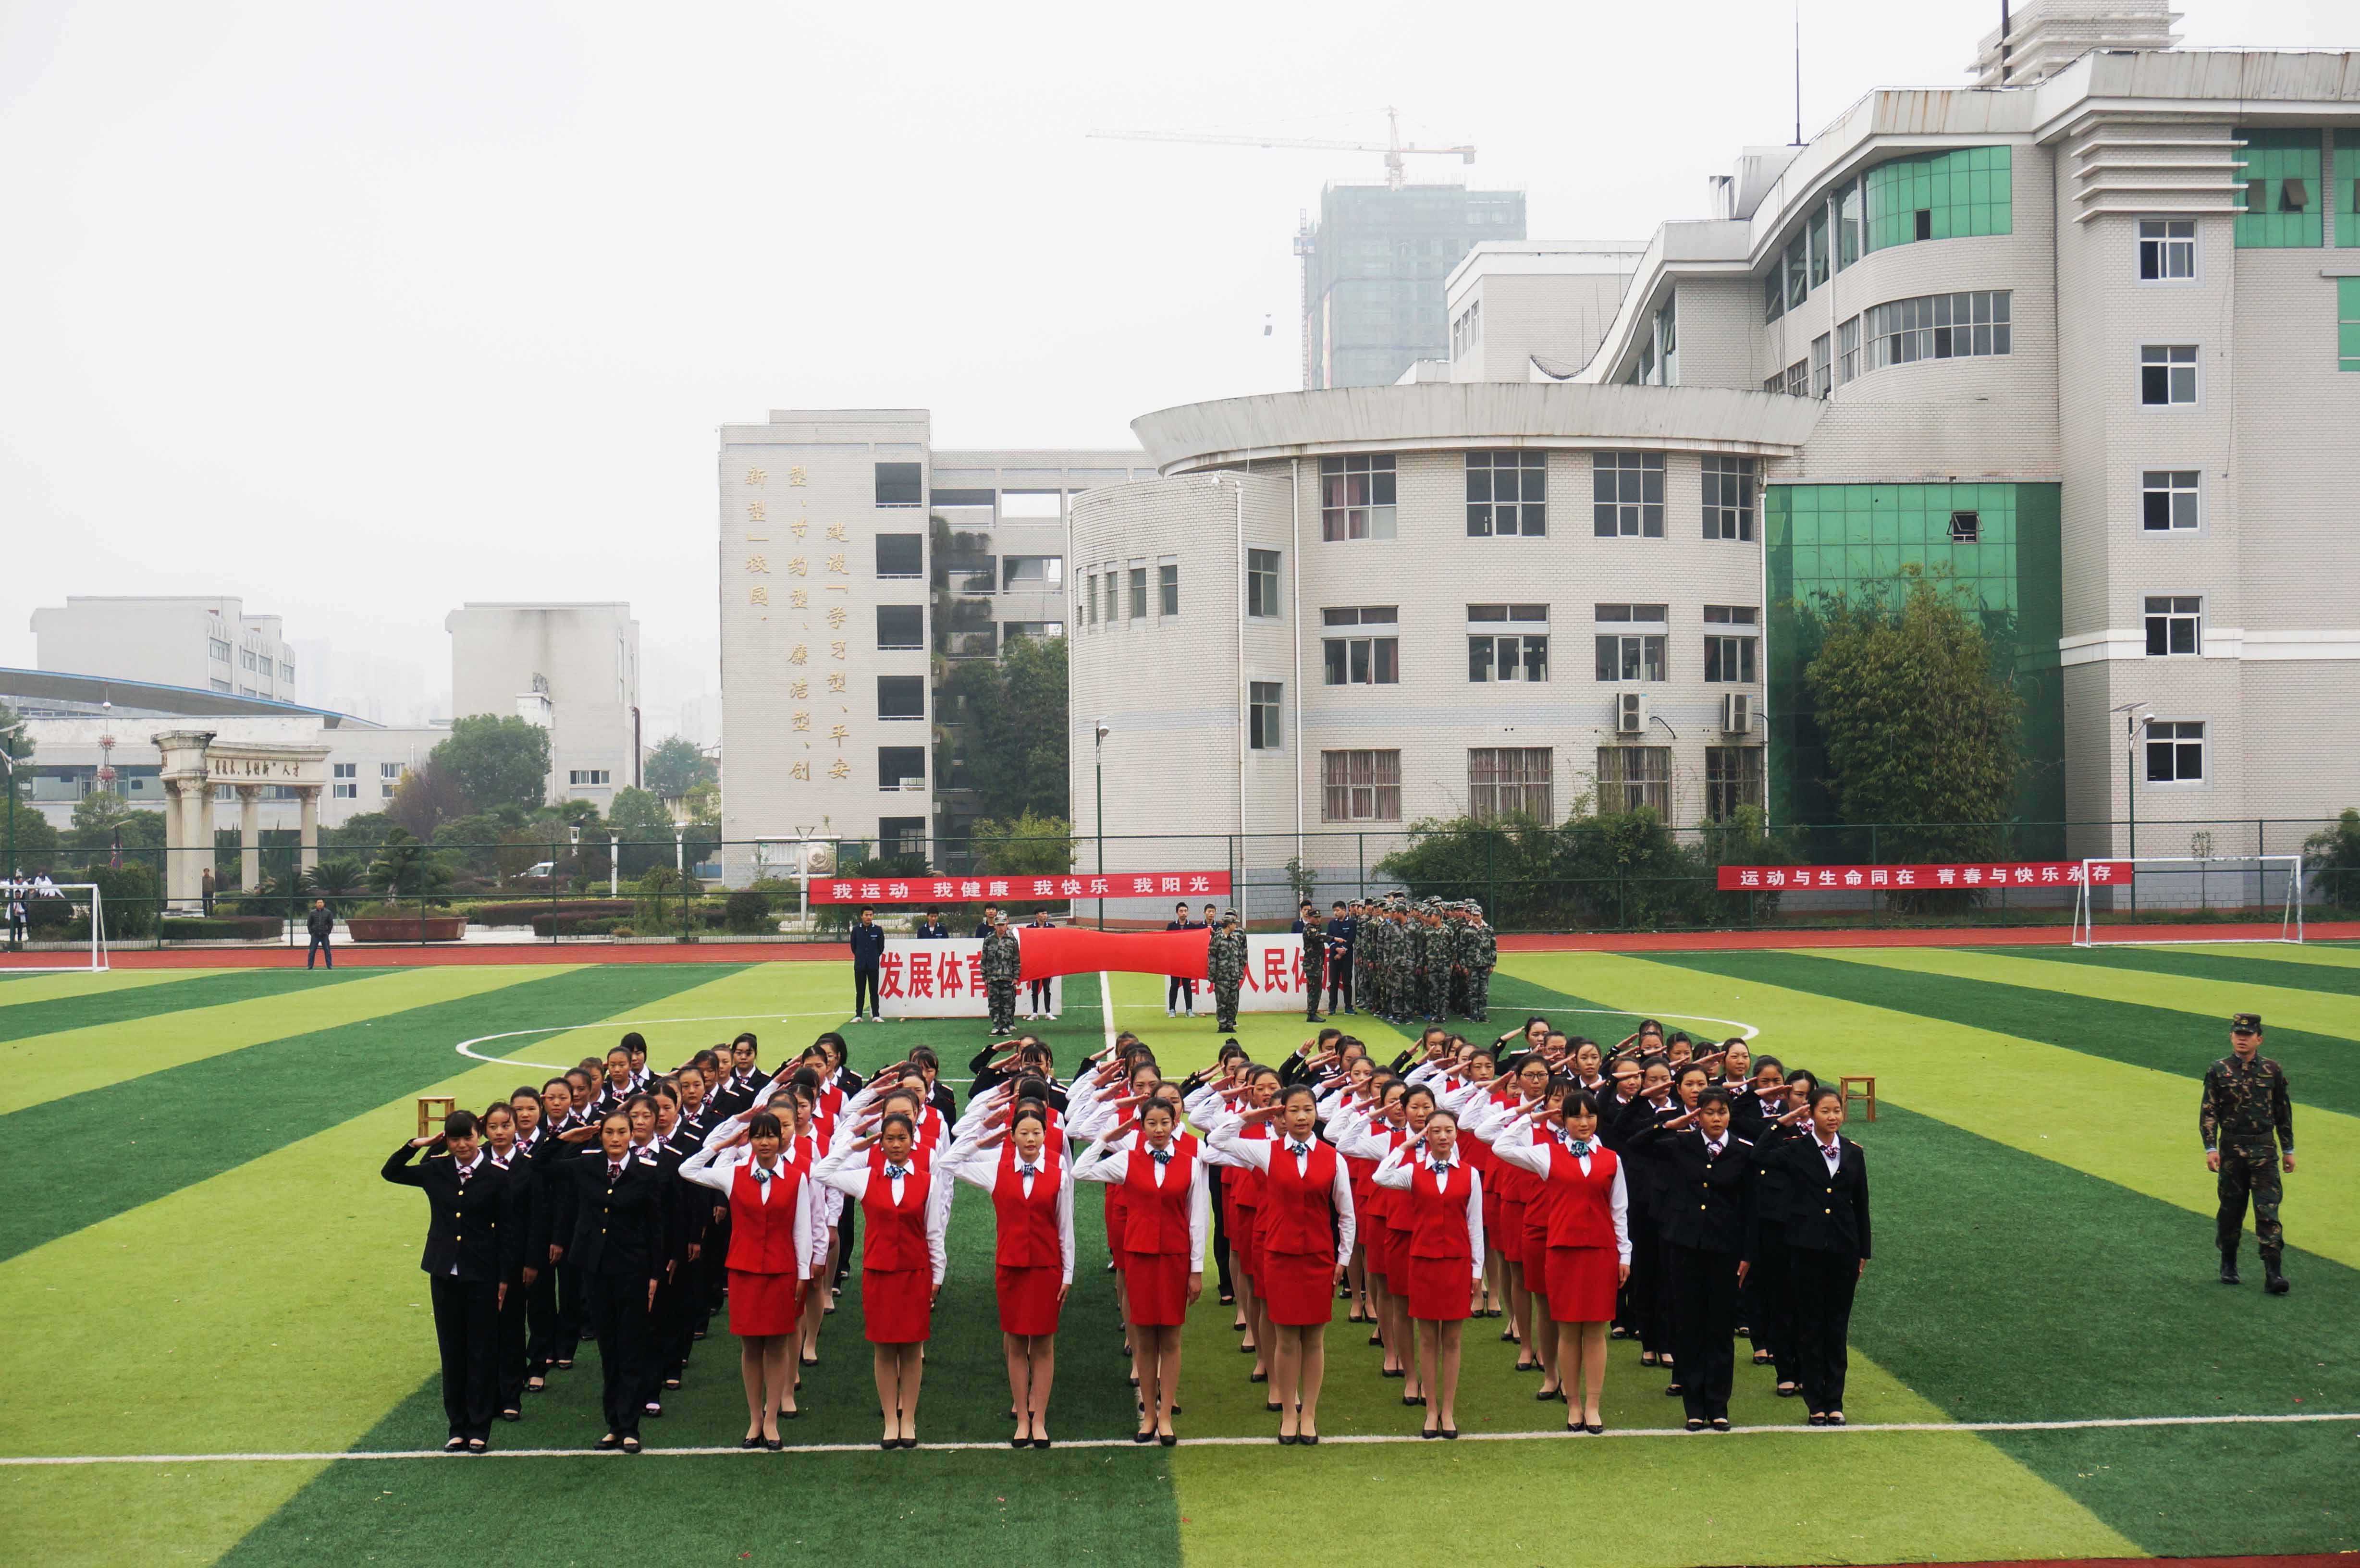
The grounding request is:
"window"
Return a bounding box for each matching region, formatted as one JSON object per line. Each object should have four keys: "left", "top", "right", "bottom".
{"left": 878, "top": 675, "right": 926, "bottom": 720}
{"left": 1864, "top": 147, "right": 2012, "bottom": 249}
{"left": 1763, "top": 267, "right": 1785, "bottom": 324}
{"left": 1703, "top": 605, "right": 1758, "bottom": 683}
{"left": 1836, "top": 182, "right": 1862, "bottom": 269}
{"left": 2144, "top": 595, "right": 2202, "bottom": 656}
{"left": 2138, "top": 219, "right": 2196, "bottom": 281}
{"left": 1949, "top": 510, "right": 1980, "bottom": 542}
{"left": 1158, "top": 561, "right": 1180, "bottom": 616}
{"left": 568, "top": 770, "right": 611, "bottom": 786}
{"left": 1654, "top": 296, "right": 1678, "bottom": 385}
{"left": 1702, "top": 456, "right": 1755, "bottom": 540}
{"left": 1784, "top": 358, "right": 1810, "bottom": 397}
{"left": 1322, "top": 606, "right": 1400, "bottom": 685}
{"left": 1467, "top": 604, "right": 1549, "bottom": 683}
{"left": 1705, "top": 746, "right": 1764, "bottom": 821}
{"left": 1466, "top": 451, "right": 1547, "bottom": 536}
{"left": 1320, "top": 454, "right": 1397, "bottom": 540}
{"left": 1101, "top": 572, "right": 1119, "bottom": 624}
{"left": 879, "top": 817, "right": 927, "bottom": 859}
{"left": 210, "top": 678, "right": 232, "bottom": 693}
{"left": 874, "top": 462, "right": 922, "bottom": 506}
{"left": 1808, "top": 209, "right": 1830, "bottom": 287}
{"left": 1592, "top": 453, "right": 1664, "bottom": 537}
{"left": 2140, "top": 344, "right": 2198, "bottom": 406}
{"left": 279, "top": 662, "right": 295, "bottom": 683}
{"left": 380, "top": 761, "right": 402, "bottom": 800}
{"left": 1596, "top": 746, "right": 1670, "bottom": 813}
{"left": 1081, "top": 573, "right": 1095, "bottom": 625}
{"left": 1249, "top": 682, "right": 1282, "bottom": 750}
{"left": 1594, "top": 604, "right": 1668, "bottom": 682}
{"left": 1837, "top": 316, "right": 1861, "bottom": 384}
{"left": 1784, "top": 233, "right": 1808, "bottom": 309}
{"left": 2340, "top": 278, "right": 2360, "bottom": 373}
{"left": 1469, "top": 748, "right": 1553, "bottom": 822}
{"left": 1246, "top": 549, "right": 1281, "bottom": 617}
{"left": 332, "top": 761, "right": 356, "bottom": 800}
{"left": 1321, "top": 749, "right": 1401, "bottom": 821}
{"left": 876, "top": 605, "right": 924, "bottom": 649}
{"left": 208, "top": 638, "right": 231, "bottom": 662}
{"left": 2141, "top": 470, "right": 2201, "bottom": 531}
{"left": 1002, "top": 621, "right": 1063, "bottom": 642}
{"left": 2233, "top": 127, "right": 2323, "bottom": 248}
{"left": 1001, "top": 555, "right": 1063, "bottom": 590}
{"left": 2144, "top": 720, "right": 2205, "bottom": 784}
{"left": 876, "top": 534, "right": 923, "bottom": 577}
{"left": 878, "top": 747, "right": 927, "bottom": 789}
{"left": 1452, "top": 299, "right": 1482, "bottom": 359}
{"left": 240, "top": 649, "right": 256, "bottom": 671}
{"left": 1127, "top": 566, "right": 1148, "bottom": 619}
{"left": 1865, "top": 291, "right": 2011, "bottom": 371}
{"left": 1811, "top": 333, "right": 1832, "bottom": 399}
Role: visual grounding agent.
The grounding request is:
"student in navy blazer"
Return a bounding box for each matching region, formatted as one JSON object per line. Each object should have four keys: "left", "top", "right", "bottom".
{"left": 1758, "top": 1085, "right": 1870, "bottom": 1424}
{"left": 564, "top": 1107, "right": 673, "bottom": 1451}
{"left": 381, "top": 1109, "right": 524, "bottom": 1452}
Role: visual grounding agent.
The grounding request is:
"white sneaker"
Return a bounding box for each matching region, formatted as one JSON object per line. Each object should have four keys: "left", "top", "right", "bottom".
{"left": 1166, "top": 1008, "right": 1176, "bottom": 1017}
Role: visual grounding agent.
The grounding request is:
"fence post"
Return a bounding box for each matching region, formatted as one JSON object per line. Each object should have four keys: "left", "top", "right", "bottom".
{"left": 1357, "top": 834, "right": 1365, "bottom": 902}
{"left": 1486, "top": 830, "right": 1496, "bottom": 929}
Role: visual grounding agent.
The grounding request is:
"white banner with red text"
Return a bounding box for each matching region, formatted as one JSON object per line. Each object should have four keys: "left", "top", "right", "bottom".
{"left": 1715, "top": 860, "right": 2131, "bottom": 892}
{"left": 814, "top": 871, "right": 1232, "bottom": 906}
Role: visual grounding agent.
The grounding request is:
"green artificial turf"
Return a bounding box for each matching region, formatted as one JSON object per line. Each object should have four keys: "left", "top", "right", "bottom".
{"left": 1984, "top": 1421, "right": 2360, "bottom": 1556}
{"left": 2010, "top": 942, "right": 2360, "bottom": 998}
{"left": 0, "top": 969, "right": 370, "bottom": 1043}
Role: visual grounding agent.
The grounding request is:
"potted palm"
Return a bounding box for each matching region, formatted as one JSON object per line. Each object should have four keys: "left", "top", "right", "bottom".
{"left": 346, "top": 829, "right": 465, "bottom": 942}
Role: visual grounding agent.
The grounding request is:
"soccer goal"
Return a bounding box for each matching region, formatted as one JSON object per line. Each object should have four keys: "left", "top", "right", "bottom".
{"left": 2071, "top": 856, "right": 2304, "bottom": 947}
{"left": 1, "top": 882, "right": 111, "bottom": 973}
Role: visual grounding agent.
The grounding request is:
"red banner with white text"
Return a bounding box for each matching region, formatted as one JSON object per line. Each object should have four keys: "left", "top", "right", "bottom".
{"left": 811, "top": 871, "right": 1231, "bottom": 905}
{"left": 1716, "top": 861, "right": 2131, "bottom": 892}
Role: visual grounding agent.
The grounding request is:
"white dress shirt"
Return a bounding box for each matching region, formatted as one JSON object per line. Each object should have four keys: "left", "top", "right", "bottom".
{"left": 680, "top": 1144, "right": 818, "bottom": 1276}
{"left": 1369, "top": 1142, "right": 1486, "bottom": 1277}
{"left": 1073, "top": 1131, "right": 1210, "bottom": 1267}
{"left": 1204, "top": 1115, "right": 1356, "bottom": 1260}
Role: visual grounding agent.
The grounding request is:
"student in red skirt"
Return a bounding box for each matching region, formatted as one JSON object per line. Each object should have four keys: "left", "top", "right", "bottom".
{"left": 1371, "top": 1106, "right": 1483, "bottom": 1438}
{"left": 812, "top": 1111, "right": 950, "bottom": 1449}
{"left": 1493, "top": 1088, "right": 1630, "bottom": 1434}
{"left": 1207, "top": 1085, "right": 1355, "bottom": 1445}
{"left": 681, "top": 1111, "right": 816, "bottom": 1448}
{"left": 1076, "top": 1095, "right": 1207, "bottom": 1447}
{"left": 944, "top": 1100, "right": 1075, "bottom": 1448}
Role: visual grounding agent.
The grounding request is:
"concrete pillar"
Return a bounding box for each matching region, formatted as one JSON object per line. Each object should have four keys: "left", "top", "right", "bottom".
{"left": 238, "top": 784, "right": 262, "bottom": 891}
{"left": 181, "top": 782, "right": 212, "bottom": 907}
{"left": 298, "top": 787, "right": 321, "bottom": 874}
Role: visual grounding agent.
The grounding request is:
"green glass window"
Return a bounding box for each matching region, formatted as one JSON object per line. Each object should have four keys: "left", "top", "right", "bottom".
{"left": 1863, "top": 146, "right": 2012, "bottom": 251}
{"left": 1836, "top": 182, "right": 1861, "bottom": 270}
{"left": 2339, "top": 278, "right": 2360, "bottom": 373}
{"left": 2336, "top": 130, "right": 2360, "bottom": 249}
{"left": 1808, "top": 209, "right": 1830, "bottom": 287}
{"left": 2233, "top": 128, "right": 2322, "bottom": 249}
{"left": 1785, "top": 234, "right": 1808, "bottom": 309}
{"left": 1764, "top": 268, "right": 1785, "bottom": 324}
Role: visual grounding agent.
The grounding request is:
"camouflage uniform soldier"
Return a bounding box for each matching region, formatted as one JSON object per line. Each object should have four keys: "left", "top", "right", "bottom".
{"left": 1206, "top": 910, "right": 1247, "bottom": 1031}
{"left": 2201, "top": 1012, "right": 2295, "bottom": 1293}
{"left": 1421, "top": 903, "right": 1452, "bottom": 1022}
{"left": 980, "top": 911, "right": 1023, "bottom": 1034}
{"left": 1362, "top": 900, "right": 1393, "bottom": 1021}
{"left": 1296, "top": 902, "right": 1327, "bottom": 1023}
{"left": 1465, "top": 900, "right": 1496, "bottom": 1022}
{"left": 1402, "top": 902, "right": 1432, "bottom": 1023}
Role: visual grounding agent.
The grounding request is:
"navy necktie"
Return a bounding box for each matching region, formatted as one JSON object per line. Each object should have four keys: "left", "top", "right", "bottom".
{"left": 1568, "top": 1139, "right": 1594, "bottom": 1158}
{"left": 1151, "top": 1147, "right": 1173, "bottom": 1165}
{"left": 1289, "top": 1141, "right": 1311, "bottom": 1158}
{"left": 1431, "top": 1159, "right": 1450, "bottom": 1176}
{"left": 885, "top": 1163, "right": 909, "bottom": 1180}
{"left": 1018, "top": 1163, "right": 1038, "bottom": 1179}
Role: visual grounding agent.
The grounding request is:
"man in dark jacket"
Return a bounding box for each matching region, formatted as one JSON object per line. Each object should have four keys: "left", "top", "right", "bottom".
{"left": 305, "top": 898, "right": 335, "bottom": 969}
{"left": 382, "top": 1110, "right": 524, "bottom": 1450}
{"left": 848, "top": 906, "right": 886, "bottom": 1022}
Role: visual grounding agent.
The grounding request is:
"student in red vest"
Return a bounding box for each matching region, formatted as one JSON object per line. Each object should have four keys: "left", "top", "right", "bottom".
{"left": 1207, "top": 1084, "right": 1356, "bottom": 1445}
{"left": 944, "top": 1100, "right": 1076, "bottom": 1447}
{"left": 1076, "top": 1093, "right": 1207, "bottom": 1447}
{"left": 812, "top": 1110, "right": 950, "bottom": 1449}
{"left": 1491, "top": 1088, "right": 1630, "bottom": 1434}
{"left": 680, "top": 1110, "right": 816, "bottom": 1449}
{"left": 1370, "top": 1106, "right": 1483, "bottom": 1438}
{"left": 1328, "top": 1075, "right": 1414, "bottom": 1383}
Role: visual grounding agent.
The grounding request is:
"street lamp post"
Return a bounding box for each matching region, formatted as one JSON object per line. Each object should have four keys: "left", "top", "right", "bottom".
{"left": 2110, "top": 702, "right": 2149, "bottom": 915}
{"left": 1, "top": 751, "right": 15, "bottom": 952}
{"left": 1093, "top": 720, "right": 1110, "bottom": 931}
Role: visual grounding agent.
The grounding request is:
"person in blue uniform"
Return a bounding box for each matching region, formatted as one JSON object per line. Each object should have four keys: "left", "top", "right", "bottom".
{"left": 381, "top": 1109, "right": 524, "bottom": 1453}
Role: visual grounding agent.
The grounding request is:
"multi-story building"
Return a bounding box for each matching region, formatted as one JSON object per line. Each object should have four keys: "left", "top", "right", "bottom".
{"left": 714, "top": 410, "right": 1151, "bottom": 882}
{"left": 31, "top": 596, "right": 298, "bottom": 703}
{"left": 1301, "top": 184, "right": 1526, "bottom": 389}
{"left": 1070, "top": 0, "right": 2360, "bottom": 905}
{"left": 445, "top": 602, "right": 641, "bottom": 808}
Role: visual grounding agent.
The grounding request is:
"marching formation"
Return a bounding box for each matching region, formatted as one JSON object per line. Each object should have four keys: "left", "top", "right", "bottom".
{"left": 381, "top": 1016, "right": 1869, "bottom": 1454}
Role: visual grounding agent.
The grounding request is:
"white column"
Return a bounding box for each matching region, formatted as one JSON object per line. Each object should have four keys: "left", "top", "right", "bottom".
{"left": 238, "top": 784, "right": 262, "bottom": 890}
{"left": 184, "top": 782, "right": 213, "bottom": 906}
{"left": 298, "top": 787, "right": 321, "bottom": 873}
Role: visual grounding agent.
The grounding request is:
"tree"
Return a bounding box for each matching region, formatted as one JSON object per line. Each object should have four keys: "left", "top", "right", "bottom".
{"left": 967, "top": 811, "right": 1073, "bottom": 877}
{"left": 2304, "top": 808, "right": 2360, "bottom": 911}
{"left": 605, "top": 786, "right": 677, "bottom": 875}
{"left": 644, "top": 736, "right": 715, "bottom": 798}
{"left": 430, "top": 715, "right": 551, "bottom": 813}
{"left": 388, "top": 759, "right": 472, "bottom": 842}
{"left": 1804, "top": 571, "right": 2021, "bottom": 866}
{"left": 65, "top": 790, "right": 168, "bottom": 858}
{"left": 303, "top": 855, "right": 369, "bottom": 912}
{"left": 0, "top": 699, "right": 51, "bottom": 877}
{"left": 942, "top": 634, "right": 1069, "bottom": 823}
{"left": 366, "top": 826, "right": 455, "bottom": 902}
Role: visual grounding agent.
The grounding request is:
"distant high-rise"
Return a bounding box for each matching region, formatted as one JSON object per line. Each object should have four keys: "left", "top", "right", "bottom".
{"left": 1298, "top": 184, "right": 1526, "bottom": 388}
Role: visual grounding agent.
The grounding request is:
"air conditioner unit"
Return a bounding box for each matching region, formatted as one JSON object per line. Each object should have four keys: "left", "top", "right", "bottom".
{"left": 897, "top": 779, "right": 929, "bottom": 792}
{"left": 1616, "top": 692, "right": 1648, "bottom": 735}
{"left": 1722, "top": 692, "right": 1754, "bottom": 734}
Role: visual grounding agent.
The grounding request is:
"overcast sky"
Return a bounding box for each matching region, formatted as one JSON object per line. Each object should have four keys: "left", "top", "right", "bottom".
{"left": 1, "top": 0, "right": 2344, "bottom": 722}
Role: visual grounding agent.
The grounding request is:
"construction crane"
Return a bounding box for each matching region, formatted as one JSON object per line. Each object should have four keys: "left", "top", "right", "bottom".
{"left": 1088, "top": 107, "right": 1474, "bottom": 191}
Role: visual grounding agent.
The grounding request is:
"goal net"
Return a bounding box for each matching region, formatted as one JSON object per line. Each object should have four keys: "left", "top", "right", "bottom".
{"left": 2071, "top": 856, "right": 2303, "bottom": 947}
{"left": 1, "top": 882, "right": 111, "bottom": 973}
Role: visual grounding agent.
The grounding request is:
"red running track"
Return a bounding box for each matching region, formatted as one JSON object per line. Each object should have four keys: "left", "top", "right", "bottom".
{"left": 3, "top": 919, "right": 2348, "bottom": 969}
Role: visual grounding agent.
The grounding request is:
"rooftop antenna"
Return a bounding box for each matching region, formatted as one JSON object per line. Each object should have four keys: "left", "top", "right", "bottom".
{"left": 1792, "top": 4, "right": 1804, "bottom": 146}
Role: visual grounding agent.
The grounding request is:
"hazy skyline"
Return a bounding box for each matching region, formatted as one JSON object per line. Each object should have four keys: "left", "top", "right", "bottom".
{"left": 2, "top": 0, "right": 2344, "bottom": 726}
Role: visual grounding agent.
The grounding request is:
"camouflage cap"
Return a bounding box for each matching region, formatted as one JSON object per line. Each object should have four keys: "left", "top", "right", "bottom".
{"left": 2231, "top": 1012, "right": 2262, "bottom": 1033}
{"left": 1220, "top": 908, "right": 1240, "bottom": 923}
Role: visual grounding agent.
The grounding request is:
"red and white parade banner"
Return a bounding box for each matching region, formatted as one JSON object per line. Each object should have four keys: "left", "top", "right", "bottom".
{"left": 878, "top": 940, "right": 1063, "bottom": 1019}
{"left": 813, "top": 870, "right": 1232, "bottom": 906}
{"left": 1716, "top": 860, "right": 2132, "bottom": 892}
{"left": 875, "top": 930, "right": 1313, "bottom": 1018}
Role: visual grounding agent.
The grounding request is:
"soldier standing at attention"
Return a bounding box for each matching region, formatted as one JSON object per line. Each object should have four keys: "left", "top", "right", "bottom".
{"left": 1293, "top": 901, "right": 1327, "bottom": 1023}
{"left": 1325, "top": 900, "right": 1356, "bottom": 1016}
{"left": 1403, "top": 901, "right": 1433, "bottom": 1025}
{"left": 1207, "top": 910, "right": 1247, "bottom": 1032}
{"left": 1465, "top": 901, "right": 1497, "bottom": 1023}
{"left": 2202, "top": 1012, "right": 2294, "bottom": 1294}
{"left": 981, "top": 910, "right": 1023, "bottom": 1036}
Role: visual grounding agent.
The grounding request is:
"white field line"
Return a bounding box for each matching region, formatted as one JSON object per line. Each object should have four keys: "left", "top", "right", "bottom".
{"left": 6, "top": 1409, "right": 2353, "bottom": 1465}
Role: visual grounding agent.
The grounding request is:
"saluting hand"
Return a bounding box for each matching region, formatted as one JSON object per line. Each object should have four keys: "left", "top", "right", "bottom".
{"left": 407, "top": 1134, "right": 445, "bottom": 1150}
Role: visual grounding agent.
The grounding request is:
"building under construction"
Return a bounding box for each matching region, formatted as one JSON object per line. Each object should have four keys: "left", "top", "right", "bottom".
{"left": 1298, "top": 183, "right": 1526, "bottom": 388}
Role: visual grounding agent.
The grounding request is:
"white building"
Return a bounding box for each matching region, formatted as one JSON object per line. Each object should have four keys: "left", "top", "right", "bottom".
{"left": 31, "top": 596, "right": 298, "bottom": 704}
{"left": 446, "top": 602, "right": 642, "bottom": 808}
{"left": 715, "top": 410, "right": 1152, "bottom": 881}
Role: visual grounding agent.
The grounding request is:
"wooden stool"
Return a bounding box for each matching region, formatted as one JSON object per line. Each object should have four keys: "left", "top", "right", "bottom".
{"left": 1839, "top": 1075, "right": 1877, "bottom": 1123}
{"left": 417, "top": 1094, "right": 457, "bottom": 1138}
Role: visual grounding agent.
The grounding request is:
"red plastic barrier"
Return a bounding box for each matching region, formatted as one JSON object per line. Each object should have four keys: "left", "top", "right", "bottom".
{"left": 1016, "top": 925, "right": 1209, "bottom": 982}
